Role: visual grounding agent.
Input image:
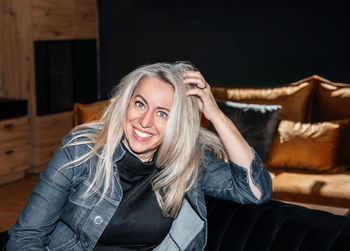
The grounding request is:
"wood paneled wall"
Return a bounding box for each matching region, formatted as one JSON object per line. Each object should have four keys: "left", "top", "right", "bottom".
{"left": 0, "top": 0, "right": 97, "bottom": 174}
{"left": 73, "top": 0, "right": 97, "bottom": 39}
{"left": 32, "top": 0, "right": 97, "bottom": 40}
{"left": 0, "top": 0, "right": 97, "bottom": 99}
{"left": 0, "top": 0, "right": 33, "bottom": 100}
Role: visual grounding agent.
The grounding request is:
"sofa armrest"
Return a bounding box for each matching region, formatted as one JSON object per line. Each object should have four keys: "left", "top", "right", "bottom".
{"left": 205, "top": 195, "right": 350, "bottom": 251}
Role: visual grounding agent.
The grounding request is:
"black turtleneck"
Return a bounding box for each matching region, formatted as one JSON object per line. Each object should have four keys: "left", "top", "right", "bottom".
{"left": 94, "top": 143, "right": 173, "bottom": 251}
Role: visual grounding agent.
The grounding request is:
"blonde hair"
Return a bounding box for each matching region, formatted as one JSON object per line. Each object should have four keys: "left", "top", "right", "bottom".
{"left": 62, "top": 62, "right": 227, "bottom": 217}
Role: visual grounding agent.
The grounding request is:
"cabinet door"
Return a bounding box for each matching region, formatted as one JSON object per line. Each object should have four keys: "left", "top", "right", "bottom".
{"left": 0, "top": 117, "right": 30, "bottom": 182}
{"left": 30, "top": 111, "right": 73, "bottom": 173}
{"left": 0, "top": 117, "right": 29, "bottom": 143}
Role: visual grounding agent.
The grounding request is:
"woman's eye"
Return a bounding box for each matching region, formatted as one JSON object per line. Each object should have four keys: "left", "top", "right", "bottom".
{"left": 157, "top": 111, "right": 168, "bottom": 118}
{"left": 135, "top": 101, "right": 144, "bottom": 109}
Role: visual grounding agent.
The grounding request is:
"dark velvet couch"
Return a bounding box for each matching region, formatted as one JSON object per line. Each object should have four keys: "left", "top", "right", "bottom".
{"left": 1, "top": 196, "right": 350, "bottom": 251}
{"left": 204, "top": 196, "right": 350, "bottom": 251}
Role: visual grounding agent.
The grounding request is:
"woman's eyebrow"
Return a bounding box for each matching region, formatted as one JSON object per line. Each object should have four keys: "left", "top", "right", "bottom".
{"left": 135, "top": 94, "right": 171, "bottom": 112}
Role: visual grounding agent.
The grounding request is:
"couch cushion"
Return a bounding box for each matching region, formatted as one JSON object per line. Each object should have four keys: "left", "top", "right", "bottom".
{"left": 211, "top": 81, "right": 314, "bottom": 122}
{"left": 272, "top": 172, "right": 350, "bottom": 208}
{"left": 73, "top": 99, "right": 112, "bottom": 126}
{"left": 211, "top": 100, "right": 281, "bottom": 160}
{"left": 313, "top": 82, "right": 350, "bottom": 166}
{"left": 264, "top": 119, "right": 349, "bottom": 172}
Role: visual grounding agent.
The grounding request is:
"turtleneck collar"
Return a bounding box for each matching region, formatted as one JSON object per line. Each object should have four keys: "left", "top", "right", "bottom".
{"left": 117, "top": 142, "right": 158, "bottom": 176}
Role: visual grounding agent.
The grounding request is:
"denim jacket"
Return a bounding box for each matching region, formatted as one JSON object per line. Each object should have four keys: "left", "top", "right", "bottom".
{"left": 7, "top": 128, "right": 272, "bottom": 251}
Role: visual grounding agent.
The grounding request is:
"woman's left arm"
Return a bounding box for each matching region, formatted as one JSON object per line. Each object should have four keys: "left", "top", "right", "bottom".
{"left": 184, "top": 71, "right": 271, "bottom": 201}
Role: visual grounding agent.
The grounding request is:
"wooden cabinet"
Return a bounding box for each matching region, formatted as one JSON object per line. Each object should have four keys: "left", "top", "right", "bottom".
{"left": 29, "top": 111, "right": 74, "bottom": 173}
{"left": 0, "top": 0, "right": 97, "bottom": 179}
{"left": 29, "top": 0, "right": 97, "bottom": 173}
{"left": 0, "top": 117, "right": 30, "bottom": 184}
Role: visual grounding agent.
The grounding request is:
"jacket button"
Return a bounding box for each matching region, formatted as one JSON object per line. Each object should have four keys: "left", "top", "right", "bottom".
{"left": 94, "top": 216, "right": 103, "bottom": 224}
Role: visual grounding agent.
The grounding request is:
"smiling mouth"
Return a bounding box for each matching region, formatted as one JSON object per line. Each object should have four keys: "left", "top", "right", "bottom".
{"left": 133, "top": 128, "right": 152, "bottom": 140}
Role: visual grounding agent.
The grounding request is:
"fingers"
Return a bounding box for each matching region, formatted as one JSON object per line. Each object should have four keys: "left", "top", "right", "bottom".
{"left": 183, "top": 71, "right": 220, "bottom": 121}
{"left": 186, "top": 87, "right": 207, "bottom": 97}
{"left": 183, "top": 71, "right": 209, "bottom": 90}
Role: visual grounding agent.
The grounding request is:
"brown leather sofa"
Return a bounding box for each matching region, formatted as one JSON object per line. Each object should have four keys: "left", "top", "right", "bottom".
{"left": 210, "top": 75, "right": 350, "bottom": 209}
{"left": 74, "top": 75, "right": 350, "bottom": 209}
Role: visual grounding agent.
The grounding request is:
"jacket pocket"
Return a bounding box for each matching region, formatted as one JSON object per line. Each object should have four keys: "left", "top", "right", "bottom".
{"left": 62, "top": 182, "right": 101, "bottom": 232}
{"left": 47, "top": 222, "right": 79, "bottom": 251}
{"left": 69, "top": 181, "right": 101, "bottom": 209}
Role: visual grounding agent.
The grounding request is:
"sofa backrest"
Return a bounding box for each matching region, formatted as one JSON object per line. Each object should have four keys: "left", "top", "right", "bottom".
{"left": 211, "top": 75, "right": 318, "bottom": 123}
{"left": 210, "top": 75, "right": 350, "bottom": 170}
{"left": 311, "top": 77, "right": 350, "bottom": 165}
{"left": 73, "top": 99, "right": 112, "bottom": 126}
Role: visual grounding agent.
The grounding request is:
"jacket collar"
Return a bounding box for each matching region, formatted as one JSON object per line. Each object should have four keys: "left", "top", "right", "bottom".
{"left": 112, "top": 142, "right": 126, "bottom": 164}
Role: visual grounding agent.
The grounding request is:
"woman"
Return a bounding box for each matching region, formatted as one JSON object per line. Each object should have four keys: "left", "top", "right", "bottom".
{"left": 7, "top": 62, "right": 272, "bottom": 251}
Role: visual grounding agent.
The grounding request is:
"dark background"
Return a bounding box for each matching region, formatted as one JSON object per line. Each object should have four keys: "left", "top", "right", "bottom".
{"left": 35, "top": 40, "right": 97, "bottom": 115}
{"left": 97, "top": 0, "right": 350, "bottom": 99}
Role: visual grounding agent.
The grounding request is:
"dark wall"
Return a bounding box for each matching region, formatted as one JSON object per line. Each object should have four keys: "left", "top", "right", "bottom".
{"left": 98, "top": 0, "right": 350, "bottom": 98}
{"left": 35, "top": 40, "right": 97, "bottom": 115}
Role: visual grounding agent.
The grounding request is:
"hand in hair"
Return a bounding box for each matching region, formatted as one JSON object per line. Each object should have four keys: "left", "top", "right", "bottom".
{"left": 183, "top": 71, "right": 259, "bottom": 198}
{"left": 183, "top": 71, "right": 221, "bottom": 122}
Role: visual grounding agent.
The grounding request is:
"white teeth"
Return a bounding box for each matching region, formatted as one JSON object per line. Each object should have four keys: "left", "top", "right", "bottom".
{"left": 134, "top": 128, "right": 152, "bottom": 138}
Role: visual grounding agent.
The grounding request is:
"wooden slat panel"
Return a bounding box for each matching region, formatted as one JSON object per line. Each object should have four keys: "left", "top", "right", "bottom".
{"left": 0, "top": 0, "right": 20, "bottom": 98}
{"left": 31, "top": 111, "right": 73, "bottom": 167}
{"left": 0, "top": 0, "right": 33, "bottom": 99}
{"left": 73, "top": 0, "right": 97, "bottom": 39}
{"left": 32, "top": 0, "right": 74, "bottom": 40}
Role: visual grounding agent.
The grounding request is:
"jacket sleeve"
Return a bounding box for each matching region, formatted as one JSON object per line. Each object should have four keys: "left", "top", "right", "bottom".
{"left": 6, "top": 134, "right": 77, "bottom": 250}
{"left": 201, "top": 148, "right": 272, "bottom": 204}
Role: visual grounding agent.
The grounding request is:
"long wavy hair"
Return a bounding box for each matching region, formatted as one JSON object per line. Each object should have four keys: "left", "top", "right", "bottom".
{"left": 62, "top": 62, "right": 228, "bottom": 217}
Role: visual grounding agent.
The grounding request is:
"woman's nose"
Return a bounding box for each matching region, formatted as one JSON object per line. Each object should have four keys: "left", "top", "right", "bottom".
{"left": 139, "top": 110, "right": 153, "bottom": 128}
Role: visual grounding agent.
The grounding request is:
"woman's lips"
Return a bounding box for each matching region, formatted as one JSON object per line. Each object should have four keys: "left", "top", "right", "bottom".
{"left": 133, "top": 127, "right": 153, "bottom": 141}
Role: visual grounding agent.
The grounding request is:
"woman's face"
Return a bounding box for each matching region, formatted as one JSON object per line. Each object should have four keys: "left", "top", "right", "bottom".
{"left": 123, "top": 77, "right": 174, "bottom": 162}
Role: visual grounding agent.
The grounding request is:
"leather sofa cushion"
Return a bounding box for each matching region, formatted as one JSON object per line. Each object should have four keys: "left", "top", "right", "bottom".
{"left": 211, "top": 81, "right": 314, "bottom": 122}
{"left": 74, "top": 99, "right": 112, "bottom": 126}
{"left": 264, "top": 119, "right": 349, "bottom": 171}
{"left": 272, "top": 172, "right": 350, "bottom": 208}
{"left": 313, "top": 82, "right": 350, "bottom": 166}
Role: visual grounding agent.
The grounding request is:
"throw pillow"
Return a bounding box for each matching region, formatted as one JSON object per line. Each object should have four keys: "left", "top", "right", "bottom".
{"left": 211, "top": 81, "right": 314, "bottom": 122}
{"left": 210, "top": 100, "right": 281, "bottom": 160}
{"left": 264, "top": 119, "right": 350, "bottom": 172}
{"left": 74, "top": 99, "right": 112, "bottom": 126}
{"left": 313, "top": 82, "right": 350, "bottom": 166}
